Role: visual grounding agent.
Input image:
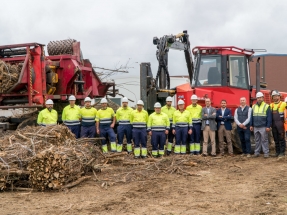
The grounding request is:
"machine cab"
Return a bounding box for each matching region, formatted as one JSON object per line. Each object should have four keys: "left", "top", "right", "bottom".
{"left": 192, "top": 46, "right": 254, "bottom": 90}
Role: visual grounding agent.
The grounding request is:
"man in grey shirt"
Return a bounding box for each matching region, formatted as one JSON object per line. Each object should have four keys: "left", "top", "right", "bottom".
{"left": 234, "top": 97, "right": 252, "bottom": 157}
{"left": 201, "top": 98, "right": 217, "bottom": 156}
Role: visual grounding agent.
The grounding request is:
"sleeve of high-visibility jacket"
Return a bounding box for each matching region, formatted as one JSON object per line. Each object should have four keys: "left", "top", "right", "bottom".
{"left": 130, "top": 110, "right": 134, "bottom": 124}
{"left": 147, "top": 115, "right": 152, "bottom": 131}
{"left": 95, "top": 111, "right": 100, "bottom": 122}
{"left": 94, "top": 109, "right": 98, "bottom": 121}
{"left": 115, "top": 108, "right": 120, "bottom": 121}
{"left": 37, "top": 111, "right": 43, "bottom": 125}
{"left": 189, "top": 112, "right": 193, "bottom": 128}
{"left": 62, "top": 107, "right": 66, "bottom": 121}
{"left": 165, "top": 114, "right": 170, "bottom": 130}
{"left": 172, "top": 112, "right": 176, "bottom": 128}
{"left": 111, "top": 108, "right": 115, "bottom": 117}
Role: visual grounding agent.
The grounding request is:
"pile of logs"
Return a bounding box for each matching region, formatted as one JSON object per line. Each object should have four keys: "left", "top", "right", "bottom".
{"left": 0, "top": 125, "right": 100, "bottom": 191}
{"left": 0, "top": 60, "right": 22, "bottom": 93}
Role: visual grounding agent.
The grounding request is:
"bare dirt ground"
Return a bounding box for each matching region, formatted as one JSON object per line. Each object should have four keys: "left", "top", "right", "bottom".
{"left": 1, "top": 153, "right": 287, "bottom": 215}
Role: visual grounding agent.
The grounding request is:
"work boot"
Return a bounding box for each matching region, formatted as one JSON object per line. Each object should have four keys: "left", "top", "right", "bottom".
{"left": 229, "top": 154, "right": 235, "bottom": 157}
{"left": 190, "top": 153, "right": 194, "bottom": 156}
{"left": 278, "top": 153, "right": 285, "bottom": 158}
{"left": 141, "top": 156, "right": 147, "bottom": 159}
{"left": 134, "top": 156, "right": 140, "bottom": 159}
{"left": 166, "top": 151, "right": 171, "bottom": 156}
{"left": 264, "top": 154, "right": 269, "bottom": 158}
{"left": 252, "top": 154, "right": 260, "bottom": 158}
{"left": 246, "top": 154, "right": 251, "bottom": 158}
{"left": 201, "top": 153, "right": 207, "bottom": 157}
{"left": 271, "top": 153, "right": 280, "bottom": 157}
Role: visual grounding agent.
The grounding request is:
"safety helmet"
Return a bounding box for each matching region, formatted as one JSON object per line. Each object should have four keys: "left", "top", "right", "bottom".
{"left": 45, "top": 99, "right": 54, "bottom": 105}
{"left": 122, "top": 97, "right": 129, "bottom": 103}
{"left": 100, "top": 98, "right": 108, "bottom": 104}
{"left": 68, "top": 95, "right": 76, "bottom": 101}
{"left": 84, "top": 97, "right": 92, "bottom": 102}
{"left": 285, "top": 97, "right": 287, "bottom": 103}
{"left": 154, "top": 102, "right": 161, "bottom": 108}
{"left": 256, "top": 92, "right": 264, "bottom": 98}
{"left": 178, "top": 99, "right": 185, "bottom": 105}
{"left": 137, "top": 100, "right": 144, "bottom": 105}
{"left": 166, "top": 96, "right": 173, "bottom": 102}
{"left": 191, "top": 94, "right": 198, "bottom": 100}
{"left": 271, "top": 90, "right": 280, "bottom": 97}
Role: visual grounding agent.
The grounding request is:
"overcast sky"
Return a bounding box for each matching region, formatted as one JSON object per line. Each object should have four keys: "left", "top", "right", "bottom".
{"left": 1, "top": 0, "right": 286, "bottom": 102}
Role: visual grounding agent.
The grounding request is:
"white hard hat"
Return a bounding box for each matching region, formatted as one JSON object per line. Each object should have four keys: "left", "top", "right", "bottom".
{"left": 68, "top": 95, "right": 76, "bottom": 101}
{"left": 137, "top": 100, "right": 144, "bottom": 105}
{"left": 271, "top": 90, "right": 280, "bottom": 97}
{"left": 154, "top": 102, "right": 161, "bottom": 108}
{"left": 100, "top": 98, "right": 108, "bottom": 104}
{"left": 178, "top": 99, "right": 185, "bottom": 105}
{"left": 122, "top": 97, "right": 129, "bottom": 103}
{"left": 84, "top": 97, "right": 92, "bottom": 102}
{"left": 256, "top": 92, "right": 264, "bottom": 98}
{"left": 45, "top": 99, "right": 54, "bottom": 105}
{"left": 191, "top": 95, "right": 198, "bottom": 100}
{"left": 166, "top": 96, "right": 173, "bottom": 102}
{"left": 285, "top": 97, "right": 287, "bottom": 103}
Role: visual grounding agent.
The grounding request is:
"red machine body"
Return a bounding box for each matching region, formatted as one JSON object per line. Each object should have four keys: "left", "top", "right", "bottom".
{"left": 175, "top": 46, "right": 287, "bottom": 113}
{"left": 0, "top": 41, "right": 114, "bottom": 109}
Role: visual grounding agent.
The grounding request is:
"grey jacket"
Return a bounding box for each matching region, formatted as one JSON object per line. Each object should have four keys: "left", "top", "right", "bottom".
{"left": 201, "top": 106, "right": 217, "bottom": 131}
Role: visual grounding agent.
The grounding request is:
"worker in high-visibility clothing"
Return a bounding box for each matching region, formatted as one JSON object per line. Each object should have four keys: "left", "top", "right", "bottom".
{"left": 250, "top": 92, "right": 272, "bottom": 158}
{"left": 62, "top": 95, "right": 81, "bottom": 138}
{"left": 130, "top": 100, "right": 149, "bottom": 159}
{"left": 80, "top": 97, "right": 97, "bottom": 138}
{"left": 116, "top": 97, "right": 133, "bottom": 153}
{"left": 172, "top": 99, "right": 192, "bottom": 154}
{"left": 147, "top": 102, "right": 170, "bottom": 158}
{"left": 270, "top": 90, "right": 286, "bottom": 157}
{"left": 161, "top": 96, "right": 176, "bottom": 155}
{"left": 37, "top": 99, "right": 58, "bottom": 126}
{"left": 96, "top": 98, "right": 116, "bottom": 153}
{"left": 186, "top": 94, "right": 202, "bottom": 155}
{"left": 284, "top": 97, "right": 287, "bottom": 142}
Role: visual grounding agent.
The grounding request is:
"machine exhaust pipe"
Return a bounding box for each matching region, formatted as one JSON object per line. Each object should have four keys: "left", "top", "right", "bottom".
{"left": 256, "top": 57, "right": 260, "bottom": 93}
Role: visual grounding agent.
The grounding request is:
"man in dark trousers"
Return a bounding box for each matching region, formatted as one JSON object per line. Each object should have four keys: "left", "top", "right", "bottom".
{"left": 270, "top": 90, "right": 286, "bottom": 157}
{"left": 234, "top": 97, "right": 252, "bottom": 157}
{"left": 216, "top": 100, "right": 234, "bottom": 156}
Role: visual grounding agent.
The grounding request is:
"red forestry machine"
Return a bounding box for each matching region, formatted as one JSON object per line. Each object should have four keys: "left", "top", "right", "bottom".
{"left": 0, "top": 39, "right": 116, "bottom": 130}
{"left": 140, "top": 30, "right": 286, "bottom": 150}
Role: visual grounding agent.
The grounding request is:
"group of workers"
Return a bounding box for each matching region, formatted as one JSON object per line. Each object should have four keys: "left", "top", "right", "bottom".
{"left": 37, "top": 90, "right": 287, "bottom": 159}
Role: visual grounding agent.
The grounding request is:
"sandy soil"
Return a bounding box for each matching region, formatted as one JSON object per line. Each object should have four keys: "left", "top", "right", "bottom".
{"left": 1, "top": 153, "right": 287, "bottom": 215}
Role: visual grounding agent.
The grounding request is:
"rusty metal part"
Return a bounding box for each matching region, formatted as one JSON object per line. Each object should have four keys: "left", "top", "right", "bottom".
{"left": 47, "top": 39, "right": 76, "bottom": 56}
